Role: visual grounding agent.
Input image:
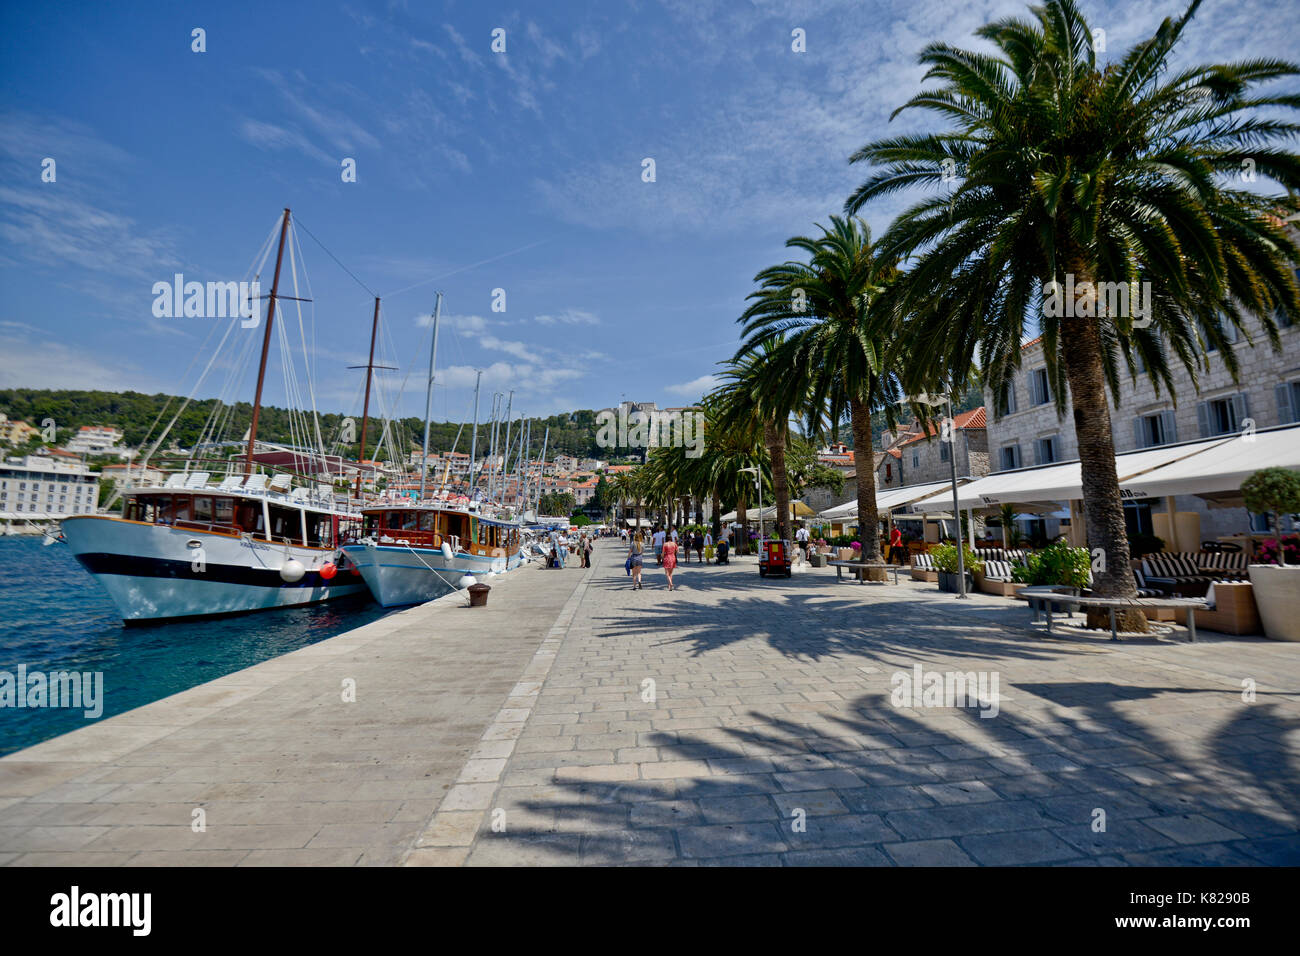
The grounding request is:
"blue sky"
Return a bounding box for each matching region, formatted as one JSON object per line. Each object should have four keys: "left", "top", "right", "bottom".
{"left": 2, "top": 0, "right": 1297, "bottom": 425}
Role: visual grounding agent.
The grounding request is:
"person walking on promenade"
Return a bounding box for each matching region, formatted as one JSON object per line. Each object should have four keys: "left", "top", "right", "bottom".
{"left": 628, "top": 530, "right": 645, "bottom": 589}
{"left": 692, "top": 529, "right": 704, "bottom": 564}
{"left": 557, "top": 531, "right": 569, "bottom": 569}
{"left": 662, "top": 533, "right": 679, "bottom": 590}
{"left": 796, "top": 523, "right": 810, "bottom": 561}
{"left": 890, "top": 525, "right": 904, "bottom": 565}
{"left": 652, "top": 525, "right": 666, "bottom": 565}
{"left": 582, "top": 533, "right": 593, "bottom": 568}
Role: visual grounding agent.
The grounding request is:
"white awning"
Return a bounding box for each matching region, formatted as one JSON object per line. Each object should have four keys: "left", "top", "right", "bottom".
{"left": 905, "top": 432, "right": 1247, "bottom": 512}
{"left": 817, "top": 479, "right": 967, "bottom": 520}
{"left": 1119, "top": 424, "right": 1300, "bottom": 499}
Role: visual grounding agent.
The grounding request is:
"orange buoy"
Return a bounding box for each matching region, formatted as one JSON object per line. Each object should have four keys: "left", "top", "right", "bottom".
{"left": 320, "top": 562, "right": 337, "bottom": 580}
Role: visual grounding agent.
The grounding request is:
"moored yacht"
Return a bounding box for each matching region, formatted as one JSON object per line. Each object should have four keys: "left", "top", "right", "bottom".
{"left": 61, "top": 468, "right": 365, "bottom": 622}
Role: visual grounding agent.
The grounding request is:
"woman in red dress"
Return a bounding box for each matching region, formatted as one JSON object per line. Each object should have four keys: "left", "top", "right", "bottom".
{"left": 661, "top": 535, "right": 679, "bottom": 590}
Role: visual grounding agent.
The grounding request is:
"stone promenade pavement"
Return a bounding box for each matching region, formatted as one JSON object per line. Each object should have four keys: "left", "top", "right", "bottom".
{"left": 408, "top": 541, "right": 1300, "bottom": 866}
{"left": 4, "top": 540, "right": 1297, "bottom": 866}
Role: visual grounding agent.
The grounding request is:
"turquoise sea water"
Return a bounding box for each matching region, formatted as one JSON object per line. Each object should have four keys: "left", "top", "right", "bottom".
{"left": 0, "top": 536, "right": 392, "bottom": 757}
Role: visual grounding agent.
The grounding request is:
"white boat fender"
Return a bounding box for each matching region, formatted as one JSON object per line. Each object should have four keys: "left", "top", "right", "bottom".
{"left": 459, "top": 574, "right": 477, "bottom": 589}
{"left": 441, "top": 542, "right": 454, "bottom": 562}
{"left": 280, "top": 559, "right": 306, "bottom": 583}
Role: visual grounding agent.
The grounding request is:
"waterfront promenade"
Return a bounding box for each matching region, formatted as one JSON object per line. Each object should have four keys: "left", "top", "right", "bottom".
{"left": 2, "top": 541, "right": 1298, "bottom": 866}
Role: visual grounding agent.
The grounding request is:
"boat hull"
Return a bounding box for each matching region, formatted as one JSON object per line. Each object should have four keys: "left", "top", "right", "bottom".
{"left": 61, "top": 516, "right": 366, "bottom": 623}
{"left": 342, "top": 541, "right": 522, "bottom": 607}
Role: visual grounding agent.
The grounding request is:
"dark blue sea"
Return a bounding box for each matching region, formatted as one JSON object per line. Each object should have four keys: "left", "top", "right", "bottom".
{"left": 0, "top": 536, "right": 391, "bottom": 757}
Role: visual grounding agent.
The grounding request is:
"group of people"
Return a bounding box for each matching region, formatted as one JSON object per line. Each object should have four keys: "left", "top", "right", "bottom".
{"left": 545, "top": 529, "right": 594, "bottom": 569}
{"left": 622, "top": 524, "right": 717, "bottom": 591}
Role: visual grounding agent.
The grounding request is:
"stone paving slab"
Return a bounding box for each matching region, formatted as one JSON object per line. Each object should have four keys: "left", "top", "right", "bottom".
{"left": 0, "top": 556, "right": 589, "bottom": 866}
{"left": 423, "top": 541, "right": 1300, "bottom": 866}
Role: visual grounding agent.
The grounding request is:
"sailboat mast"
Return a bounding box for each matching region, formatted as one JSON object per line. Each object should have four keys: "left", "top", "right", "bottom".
{"left": 245, "top": 207, "right": 291, "bottom": 473}
{"left": 419, "top": 291, "right": 442, "bottom": 500}
{"left": 354, "top": 296, "right": 381, "bottom": 500}
{"left": 535, "top": 426, "right": 549, "bottom": 516}
{"left": 500, "top": 390, "right": 514, "bottom": 494}
{"left": 468, "top": 369, "right": 482, "bottom": 499}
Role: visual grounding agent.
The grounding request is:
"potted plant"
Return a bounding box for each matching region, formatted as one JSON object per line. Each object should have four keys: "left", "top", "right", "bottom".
{"left": 1011, "top": 540, "right": 1091, "bottom": 610}
{"left": 1241, "top": 468, "right": 1300, "bottom": 641}
{"left": 930, "top": 543, "right": 984, "bottom": 593}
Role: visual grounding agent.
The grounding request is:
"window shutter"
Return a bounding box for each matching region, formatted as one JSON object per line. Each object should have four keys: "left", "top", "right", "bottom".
{"left": 1160, "top": 410, "right": 1177, "bottom": 444}
{"left": 1133, "top": 417, "right": 1145, "bottom": 449}
{"left": 1197, "top": 401, "right": 1210, "bottom": 437}
{"left": 1278, "top": 383, "right": 1297, "bottom": 424}
{"left": 1232, "top": 392, "right": 1250, "bottom": 430}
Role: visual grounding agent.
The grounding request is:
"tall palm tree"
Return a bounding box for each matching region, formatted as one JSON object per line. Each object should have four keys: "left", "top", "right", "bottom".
{"left": 847, "top": 0, "right": 1300, "bottom": 629}
{"left": 738, "top": 215, "right": 903, "bottom": 570}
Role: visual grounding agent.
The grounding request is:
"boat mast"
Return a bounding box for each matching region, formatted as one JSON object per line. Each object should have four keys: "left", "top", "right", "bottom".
{"left": 353, "top": 297, "right": 382, "bottom": 501}
{"left": 245, "top": 208, "right": 291, "bottom": 473}
{"left": 499, "top": 390, "right": 515, "bottom": 502}
{"left": 419, "top": 291, "right": 442, "bottom": 501}
{"left": 468, "top": 369, "right": 482, "bottom": 500}
{"left": 535, "top": 426, "right": 549, "bottom": 516}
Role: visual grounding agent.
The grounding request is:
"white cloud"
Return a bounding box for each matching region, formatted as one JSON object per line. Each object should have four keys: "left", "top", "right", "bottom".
{"left": 535, "top": 308, "right": 599, "bottom": 326}
{"left": 666, "top": 374, "right": 722, "bottom": 398}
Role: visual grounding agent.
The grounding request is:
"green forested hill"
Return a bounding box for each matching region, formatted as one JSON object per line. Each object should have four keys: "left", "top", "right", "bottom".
{"left": 0, "top": 389, "right": 611, "bottom": 462}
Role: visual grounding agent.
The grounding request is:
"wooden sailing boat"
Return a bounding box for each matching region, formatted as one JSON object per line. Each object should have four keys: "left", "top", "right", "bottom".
{"left": 341, "top": 292, "right": 525, "bottom": 607}
{"left": 59, "top": 209, "right": 368, "bottom": 623}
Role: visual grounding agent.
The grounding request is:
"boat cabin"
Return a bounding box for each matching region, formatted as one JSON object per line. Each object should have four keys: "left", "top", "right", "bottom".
{"left": 122, "top": 491, "right": 354, "bottom": 549}
{"left": 359, "top": 507, "right": 520, "bottom": 556}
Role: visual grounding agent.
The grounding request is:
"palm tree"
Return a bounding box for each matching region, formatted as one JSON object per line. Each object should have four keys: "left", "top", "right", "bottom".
{"left": 716, "top": 346, "right": 797, "bottom": 543}
{"left": 848, "top": 0, "right": 1300, "bottom": 628}
{"left": 738, "top": 215, "right": 904, "bottom": 571}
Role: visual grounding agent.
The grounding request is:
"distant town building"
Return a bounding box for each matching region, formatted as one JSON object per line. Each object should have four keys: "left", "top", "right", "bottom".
{"left": 0, "top": 454, "right": 102, "bottom": 525}
{"left": 0, "top": 414, "right": 40, "bottom": 447}
{"left": 64, "top": 425, "right": 129, "bottom": 458}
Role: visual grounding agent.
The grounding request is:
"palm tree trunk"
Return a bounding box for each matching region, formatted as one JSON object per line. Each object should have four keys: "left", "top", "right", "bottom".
{"left": 711, "top": 489, "right": 722, "bottom": 541}
{"left": 1059, "top": 267, "right": 1147, "bottom": 633}
{"left": 849, "top": 395, "right": 884, "bottom": 572}
{"left": 765, "top": 419, "right": 791, "bottom": 542}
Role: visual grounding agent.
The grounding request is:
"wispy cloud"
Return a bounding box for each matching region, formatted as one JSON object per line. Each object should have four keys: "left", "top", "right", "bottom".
{"left": 536, "top": 308, "right": 599, "bottom": 326}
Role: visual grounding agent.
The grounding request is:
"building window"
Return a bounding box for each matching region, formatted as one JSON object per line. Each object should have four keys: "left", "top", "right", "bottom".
{"left": 912, "top": 451, "right": 919, "bottom": 469}
{"left": 885, "top": 463, "right": 892, "bottom": 481}
{"left": 1028, "top": 368, "right": 1052, "bottom": 406}
{"left": 1136, "top": 410, "right": 1177, "bottom": 448}
{"left": 1277, "top": 380, "right": 1300, "bottom": 424}
{"left": 1034, "top": 435, "right": 1060, "bottom": 465}
{"left": 1000, "top": 445, "right": 1021, "bottom": 470}
{"left": 999, "top": 381, "right": 1018, "bottom": 415}
{"left": 940, "top": 443, "right": 950, "bottom": 462}
{"left": 1276, "top": 270, "right": 1299, "bottom": 328}
{"left": 1197, "top": 393, "right": 1249, "bottom": 437}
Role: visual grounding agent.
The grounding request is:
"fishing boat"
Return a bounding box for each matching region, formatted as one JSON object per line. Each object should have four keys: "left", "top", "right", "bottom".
{"left": 59, "top": 208, "right": 370, "bottom": 622}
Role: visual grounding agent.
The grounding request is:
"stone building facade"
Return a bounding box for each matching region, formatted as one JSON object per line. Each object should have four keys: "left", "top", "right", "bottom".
{"left": 983, "top": 294, "right": 1300, "bottom": 543}
{"left": 876, "top": 407, "right": 990, "bottom": 491}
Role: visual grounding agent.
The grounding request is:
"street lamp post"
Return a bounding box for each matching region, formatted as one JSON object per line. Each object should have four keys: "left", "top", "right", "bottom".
{"left": 739, "top": 466, "right": 763, "bottom": 553}
{"left": 946, "top": 391, "right": 968, "bottom": 599}
{"left": 902, "top": 390, "right": 968, "bottom": 599}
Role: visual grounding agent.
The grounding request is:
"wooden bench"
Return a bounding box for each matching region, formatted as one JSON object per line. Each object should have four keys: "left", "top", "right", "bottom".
{"left": 827, "top": 561, "right": 900, "bottom": 585}
{"left": 1022, "top": 587, "right": 1206, "bottom": 642}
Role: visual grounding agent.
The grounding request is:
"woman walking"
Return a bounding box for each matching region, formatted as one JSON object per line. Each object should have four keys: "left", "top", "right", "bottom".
{"left": 662, "top": 533, "right": 679, "bottom": 590}
{"left": 692, "top": 529, "right": 704, "bottom": 564}
{"left": 628, "top": 531, "right": 645, "bottom": 590}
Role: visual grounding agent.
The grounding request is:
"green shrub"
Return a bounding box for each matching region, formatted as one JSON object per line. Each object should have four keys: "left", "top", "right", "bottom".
{"left": 929, "top": 543, "right": 985, "bottom": 575}
{"left": 1011, "top": 540, "right": 1091, "bottom": 588}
